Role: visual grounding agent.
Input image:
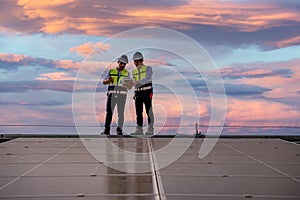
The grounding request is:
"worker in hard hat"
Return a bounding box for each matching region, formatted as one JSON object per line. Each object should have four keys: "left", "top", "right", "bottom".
{"left": 101, "top": 55, "right": 131, "bottom": 135}
{"left": 131, "top": 52, "right": 154, "bottom": 135}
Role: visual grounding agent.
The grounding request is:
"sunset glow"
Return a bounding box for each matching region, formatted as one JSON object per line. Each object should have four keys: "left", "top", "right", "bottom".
{"left": 1, "top": 0, "right": 300, "bottom": 135}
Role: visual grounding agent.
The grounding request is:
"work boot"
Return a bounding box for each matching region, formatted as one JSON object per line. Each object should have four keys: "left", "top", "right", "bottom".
{"left": 132, "top": 126, "right": 143, "bottom": 135}
{"left": 101, "top": 128, "right": 110, "bottom": 135}
{"left": 145, "top": 126, "right": 154, "bottom": 135}
{"left": 116, "top": 127, "right": 123, "bottom": 135}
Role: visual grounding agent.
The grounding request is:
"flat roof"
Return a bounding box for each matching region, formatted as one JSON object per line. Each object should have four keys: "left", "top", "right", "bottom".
{"left": 0, "top": 137, "right": 299, "bottom": 199}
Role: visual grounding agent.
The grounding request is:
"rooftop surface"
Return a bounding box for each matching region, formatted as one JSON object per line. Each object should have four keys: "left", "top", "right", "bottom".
{"left": 0, "top": 137, "right": 299, "bottom": 200}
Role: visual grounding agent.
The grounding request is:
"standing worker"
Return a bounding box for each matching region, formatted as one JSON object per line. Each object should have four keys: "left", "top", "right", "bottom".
{"left": 102, "top": 55, "right": 131, "bottom": 135}
{"left": 132, "top": 52, "right": 154, "bottom": 135}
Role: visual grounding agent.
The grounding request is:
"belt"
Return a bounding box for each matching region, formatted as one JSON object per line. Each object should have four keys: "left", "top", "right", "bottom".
{"left": 107, "top": 90, "right": 127, "bottom": 94}
{"left": 135, "top": 86, "right": 152, "bottom": 91}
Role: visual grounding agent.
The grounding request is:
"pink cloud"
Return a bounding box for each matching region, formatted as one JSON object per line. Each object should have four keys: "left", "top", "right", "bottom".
{"left": 215, "top": 59, "right": 300, "bottom": 127}
{"left": 217, "top": 59, "right": 300, "bottom": 102}
{"left": 226, "top": 98, "right": 300, "bottom": 126}
{"left": 272, "top": 35, "right": 300, "bottom": 48}
{"left": 237, "top": 59, "right": 300, "bottom": 99}
{"left": 220, "top": 67, "right": 275, "bottom": 79}
{"left": 0, "top": 53, "right": 28, "bottom": 62}
{"left": 0, "top": 104, "right": 74, "bottom": 125}
{"left": 36, "top": 72, "right": 75, "bottom": 81}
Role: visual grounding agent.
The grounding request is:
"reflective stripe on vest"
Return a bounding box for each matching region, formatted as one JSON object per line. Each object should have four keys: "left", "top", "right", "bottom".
{"left": 132, "top": 65, "right": 148, "bottom": 81}
{"left": 109, "top": 68, "right": 129, "bottom": 85}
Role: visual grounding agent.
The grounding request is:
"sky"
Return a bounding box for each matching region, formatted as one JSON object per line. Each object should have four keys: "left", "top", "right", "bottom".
{"left": 0, "top": 0, "right": 300, "bottom": 135}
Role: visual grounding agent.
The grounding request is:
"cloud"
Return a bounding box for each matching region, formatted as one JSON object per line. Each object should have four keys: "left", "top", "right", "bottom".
{"left": 226, "top": 98, "right": 300, "bottom": 126}
{"left": 214, "top": 59, "right": 300, "bottom": 102}
{"left": 0, "top": 80, "right": 74, "bottom": 93}
{"left": 69, "top": 42, "right": 110, "bottom": 57}
{"left": 0, "top": 100, "right": 66, "bottom": 106}
{"left": 272, "top": 35, "right": 300, "bottom": 48}
{"left": 36, "top": 72, "right": 76, "bottom": 81}
{"left": 220, "top": 67, "right": 294, "bottom": 79}
{"left": 0, "top": 53, "right": 81, "bottom": 70}
{"left": 0, "top": 104, "right": 75, "bottom": 125}
{"left": 176, "top": 75, "right": 271, "bottom": 96}
{"left": 196, "top": 83, "right": 271, "bottom": 96}
{"left": 225, "top": 84, "right": 271, "bottom": 96}
{"left": 124, "top": 1, "right": 300, "bottom": 32}
{"left": 55, "top": 60, "right": 81, "bottom": 70}
{"left": 16, "top": 0, "right": 76, "bottom": 20}
{"left": 1, "top": 0, "right": 299, "bottom": 49}
{"left": 18, "top": 0, "right": 75, "bottom": 8}
{"left": 146, "top": 59, "right": 175, "bottom": 67}
{"left": 0, "top": 53, "right": 27, "bottom": 62}
{"left": 0, "top": 80, "right": 106, "bottom": 93}
{"left": 233, "top": 59, "right": 300, "bottom": 101}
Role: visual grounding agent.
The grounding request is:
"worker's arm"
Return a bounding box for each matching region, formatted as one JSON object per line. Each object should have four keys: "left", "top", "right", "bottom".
{"left": 103, "top": 77, "right": 113, "bottom": 85}
{"left": 103, "top": 70, "right": 113, "bottom": 85}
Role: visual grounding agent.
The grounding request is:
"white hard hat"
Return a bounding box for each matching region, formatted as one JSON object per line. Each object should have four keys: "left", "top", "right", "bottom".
{"left": 132, "top": 52, "right": 144, "bottom": 60}
{"left": 118, "top": 55, "right": 128, "bottom": 64}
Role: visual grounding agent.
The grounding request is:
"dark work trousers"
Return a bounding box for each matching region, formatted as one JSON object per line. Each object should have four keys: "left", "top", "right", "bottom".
{"left": 134, "top": 89, "right": 154, "bottom": 127}
{"left": 104, "top": 93, "right": 127, "bottom": 131}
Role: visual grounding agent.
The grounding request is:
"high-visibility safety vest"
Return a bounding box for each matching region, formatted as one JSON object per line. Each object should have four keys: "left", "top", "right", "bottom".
{"left": 132, "top": 65, "right": 152, "bottom": 91}
{"left": 132, "top": 65, "right": 150, "bottom": 82}
{"left": 109, "top": 68, "right": 129, "bottom": 85}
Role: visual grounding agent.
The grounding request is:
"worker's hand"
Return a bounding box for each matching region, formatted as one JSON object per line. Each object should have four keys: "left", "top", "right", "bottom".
{"left": 103, "top": 77, "right": 113, "bottom": 85}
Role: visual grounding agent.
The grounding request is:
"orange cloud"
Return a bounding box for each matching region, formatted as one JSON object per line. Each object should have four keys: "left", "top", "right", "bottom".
{"left": 55, "top": 59, "right": 81, "bottom": 70}
{"left": 69, "top": 42, "right": 110, "bottom": 57}
{"left": 18, "top": 0, "right": 75, "bottom": 8}
{"left": 17, "top": 0, "right": 75, "bottom": 19}
{"left": 273, "top": 35, "right": 300, "bottom": 48}
{"left": 124, "top": 1, "right": 300, "bottom": 32}
{"left": 8, "top": 0, "right": 299, "bottom": 35}
{"left": 42, "top": 19, "right": 71, "bottom": 33}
